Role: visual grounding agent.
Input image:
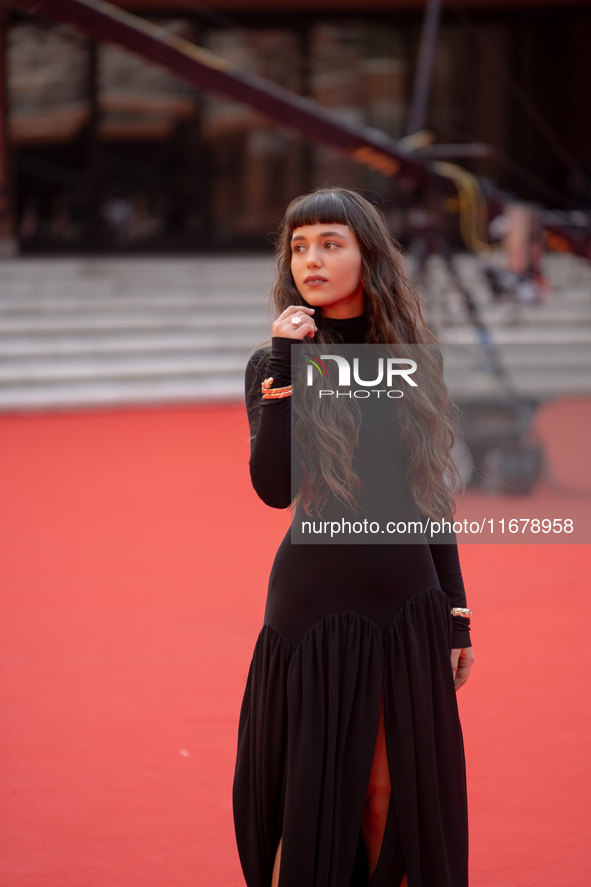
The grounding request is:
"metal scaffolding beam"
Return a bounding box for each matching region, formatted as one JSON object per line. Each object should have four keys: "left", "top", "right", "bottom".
{"left": 12, "top": 0, "right": 437, "bottom": 188}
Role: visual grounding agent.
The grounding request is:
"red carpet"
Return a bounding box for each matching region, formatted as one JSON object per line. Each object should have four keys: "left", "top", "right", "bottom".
{"left": 1, "top": 400, "right": 589, "bottom": 886}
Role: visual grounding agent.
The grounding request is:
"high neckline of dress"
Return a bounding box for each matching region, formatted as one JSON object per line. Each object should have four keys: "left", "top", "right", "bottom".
{"left": 319, "top": 313, "right": 369, "bottom": 344}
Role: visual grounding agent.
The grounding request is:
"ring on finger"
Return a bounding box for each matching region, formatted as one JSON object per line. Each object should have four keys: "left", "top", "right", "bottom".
{"left": 291, "top": 316, "right": 302, "bottom": 326}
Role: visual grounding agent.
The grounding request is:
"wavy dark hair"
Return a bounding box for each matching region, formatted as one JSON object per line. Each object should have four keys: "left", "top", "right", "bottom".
{"left": 257, "top": 186, "right": 461, "bottom": 520}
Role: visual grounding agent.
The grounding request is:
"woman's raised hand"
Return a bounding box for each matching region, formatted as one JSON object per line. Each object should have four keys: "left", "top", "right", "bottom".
{"left": 272, "top": 306, "right": 317, "bottom": 340}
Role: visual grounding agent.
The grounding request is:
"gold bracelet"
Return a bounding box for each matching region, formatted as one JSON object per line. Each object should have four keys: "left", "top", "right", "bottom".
{"left": 261, "top": 377, "right": 292, "bottom": 399}
{"left": 451, "top": 607, "right": 472, "bottom": 618}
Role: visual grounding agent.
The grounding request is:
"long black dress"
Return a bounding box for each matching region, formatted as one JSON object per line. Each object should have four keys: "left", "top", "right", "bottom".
{"left": 233, "top": 315, "right": 471, "bottom": 887}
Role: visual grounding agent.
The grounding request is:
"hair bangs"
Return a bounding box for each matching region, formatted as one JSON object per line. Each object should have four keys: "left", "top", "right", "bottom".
{"left": 285, "top": 190, "right": 351, "bottom": 232}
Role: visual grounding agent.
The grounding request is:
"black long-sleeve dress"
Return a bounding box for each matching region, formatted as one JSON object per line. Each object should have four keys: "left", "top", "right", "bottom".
{"left": 233, "top": 314, "right": 471, "bottom": 887}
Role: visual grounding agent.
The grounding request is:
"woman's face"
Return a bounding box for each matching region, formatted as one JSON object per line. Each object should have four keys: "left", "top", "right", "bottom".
{"left": 290, "top": 222, "right": 364, "bottom": 319}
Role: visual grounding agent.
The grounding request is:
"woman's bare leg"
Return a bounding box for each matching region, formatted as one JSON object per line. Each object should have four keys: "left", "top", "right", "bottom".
{"left": 274, "top": 699, "right": 407, "bottom": 887}
{"left": 271, "top": 837, "right": 283, "bottom": 887}
{"left": 361, "top": 696, "right": 391, "bottom": 878}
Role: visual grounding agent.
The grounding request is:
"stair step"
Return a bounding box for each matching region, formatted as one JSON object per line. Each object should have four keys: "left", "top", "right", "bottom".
{"left": 0, "top": 331, "right": 268, "bottom": 357}
{"left": 0, "top": 377, "right": 244, "bottom": 411}
{"left": 0, "top": 353, "right": 251, "bottom": 384}
{"left": 0, "top": 294, "right": 269, "bottom": 313}
{"left": 0, "top": 312, "right": 268, "bottom": 334}
{"left": 441, "top": 328, "right": 591, "bottom": 345}
{"left": 0, "top": 252, "right": 587, "bottom": 411}
{"left": 444, "top": 344, "right": 591, "bottom": 369}
{"left": 448, "top": 371, "right": 591, "bottom": 398}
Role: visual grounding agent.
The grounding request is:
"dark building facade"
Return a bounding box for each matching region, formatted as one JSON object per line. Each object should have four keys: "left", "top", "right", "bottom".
{"left": 2, "top": 0, "right": 591, "bottom": 252}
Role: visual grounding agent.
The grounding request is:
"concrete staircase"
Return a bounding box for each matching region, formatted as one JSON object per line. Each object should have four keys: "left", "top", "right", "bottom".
{"left": 0, "top": 253, "right": 589, "bottom": 411}
{"left": 422, "top": 253, "right": 591, "bottom": 399}
{"left": 0, "top": 257, "right": 273, "bottom": 410}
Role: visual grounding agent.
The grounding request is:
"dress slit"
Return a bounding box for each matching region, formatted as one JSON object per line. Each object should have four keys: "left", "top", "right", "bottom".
{"left": 234, "top": 592, "right": 468, "bottom": 887}
{"left": 362, "top": 693, "right": 390, "bottom": 877}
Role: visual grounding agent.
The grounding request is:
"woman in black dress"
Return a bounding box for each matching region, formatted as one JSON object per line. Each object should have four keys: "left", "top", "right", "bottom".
{"left": 233, "top": 188, "right": 474, "bottom": 887}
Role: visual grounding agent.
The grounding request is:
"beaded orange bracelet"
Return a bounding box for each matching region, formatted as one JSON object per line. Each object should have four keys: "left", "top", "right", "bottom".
{"left": 261, "top": 377, "right": 292, "bottom": 400}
